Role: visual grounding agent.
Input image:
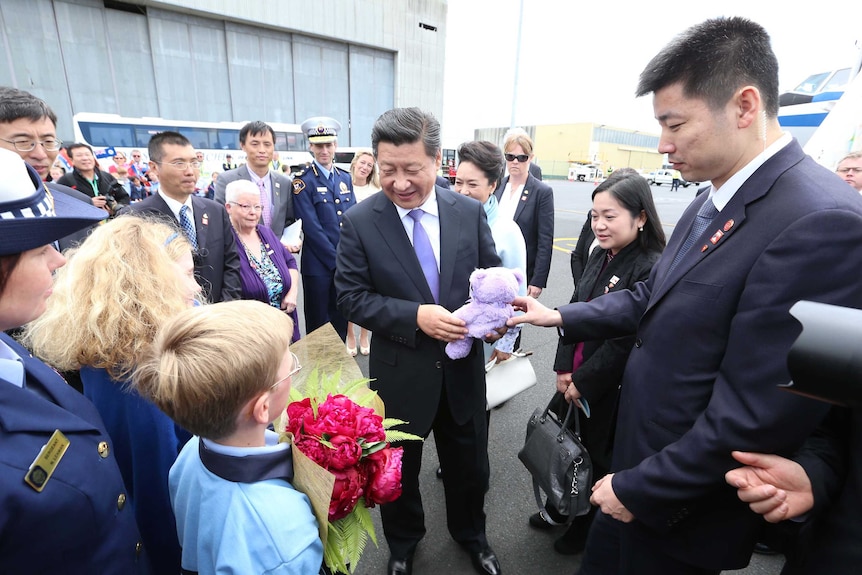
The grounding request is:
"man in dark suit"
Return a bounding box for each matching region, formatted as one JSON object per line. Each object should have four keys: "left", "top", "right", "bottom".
{"left": 129, "top": 131, "right": 241, "bottom": 303}
{"left": 510, "top": 17, "right": 862, "bottom": 575}
{"left": 213, "top": 121, "right": 300, "bottom": 251}
{"left": 335, "top": 108, "right": 503, "bottom": 575}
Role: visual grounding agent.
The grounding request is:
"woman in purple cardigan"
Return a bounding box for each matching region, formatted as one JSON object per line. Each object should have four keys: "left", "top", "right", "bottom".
{"left": 225, "top": 179, "right": 301, "bottom": 342}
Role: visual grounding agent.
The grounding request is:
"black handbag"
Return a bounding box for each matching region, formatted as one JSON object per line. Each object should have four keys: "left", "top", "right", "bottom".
{"left": 518, "top": 395, "right": 593, "bottom": 520}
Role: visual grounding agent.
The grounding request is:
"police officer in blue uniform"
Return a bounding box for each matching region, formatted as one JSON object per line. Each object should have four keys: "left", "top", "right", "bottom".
{"left": 293, "top": 116, "right": 355, "bottom": 340}
{"left": 0, "top": 149, "right": 149, "bottom": 573}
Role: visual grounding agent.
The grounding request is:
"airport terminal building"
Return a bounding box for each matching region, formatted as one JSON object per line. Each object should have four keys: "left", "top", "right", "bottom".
{"left": 0, "top": 0, "right": 448, "bottom": 145}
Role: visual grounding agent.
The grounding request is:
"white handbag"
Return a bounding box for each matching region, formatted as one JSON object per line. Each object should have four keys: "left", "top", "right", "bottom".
{"left": 485, "top": 350, "right": 537, "bottom": 409}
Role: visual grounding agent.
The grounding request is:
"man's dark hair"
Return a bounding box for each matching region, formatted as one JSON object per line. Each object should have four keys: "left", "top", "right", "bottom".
{"left": 371, "top": 107, "right": 440, "bottom": 160}
{"left": 148, "top": 131, "right": 191, "bottom": 163}
{"left": 65, "top": 142, "right": 94, "bottom": 157}
{"left": 239, "top": 121, "right": 276, "bottom": 145}
{"left": 457, "top": 141, "right": 505, "bottom": 188}
{"left": 636, "top": 17, "right": 779, "bottom": 117}
{"left": 0, "top": 87, "right": 58, "bottom": 126}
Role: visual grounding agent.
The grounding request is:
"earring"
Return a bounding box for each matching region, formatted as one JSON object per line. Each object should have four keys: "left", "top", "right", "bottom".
{"left": 639, "top": 226, "right": 644, "bottom": 232}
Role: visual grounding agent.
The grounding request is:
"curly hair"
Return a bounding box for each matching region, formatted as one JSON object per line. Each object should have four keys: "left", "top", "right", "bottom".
{"left": 349, "top": 149, "right": 380, "bottom": 188}
{"left": 22, "top": 214, "right": 196, "bottom": 379}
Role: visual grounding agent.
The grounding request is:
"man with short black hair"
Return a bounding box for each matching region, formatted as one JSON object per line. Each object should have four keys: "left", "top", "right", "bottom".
{"left": 214, "top": 121, "right": 298, "bottom": 247}
{"left": 335, "top": 107, "right": 502, "bottom": 575}
{"left": 57, "top": 143, "right": 129, "bottom": 216}
{"left": 129, "top": 131, "right": 241, "bottom": 303}
{"left": 511, "top": 17, "right": 862, "bottom": 575}
{"left": 0, "top": 87, "right": 95, "bottom": 249}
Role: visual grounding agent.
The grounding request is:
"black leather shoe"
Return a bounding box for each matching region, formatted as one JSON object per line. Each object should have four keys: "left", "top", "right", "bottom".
{"left": 436, "top": 466, "right": 443, "bottom": 479}
{"left": 387, "top": 556, "right": 413, "bottom": 575}
{"left": 469, "top": 546, "right": 501, "bottom": 575}
{"left": 753, "top": 542, "right": 779, "bottom": 556}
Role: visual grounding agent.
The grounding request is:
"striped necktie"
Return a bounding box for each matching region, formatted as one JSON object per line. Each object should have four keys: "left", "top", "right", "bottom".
{"left": 179, "top": 205, "right": 198, "bottom": 250}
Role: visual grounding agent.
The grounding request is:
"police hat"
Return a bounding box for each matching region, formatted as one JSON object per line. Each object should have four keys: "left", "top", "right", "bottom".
{"left": 301, "top": 117, "right": 341, "bottom": 144}
{"left": 0, "top": 148, "right": 107, "bottom": 256}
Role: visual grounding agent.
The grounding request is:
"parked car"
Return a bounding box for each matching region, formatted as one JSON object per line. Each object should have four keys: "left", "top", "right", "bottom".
{"left": 647, "top": 169, "right": 697, "bottom": 187}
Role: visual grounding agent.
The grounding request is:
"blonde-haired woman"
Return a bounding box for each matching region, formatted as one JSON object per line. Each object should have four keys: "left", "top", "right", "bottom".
{"left": 24, "top": 214, "right": 201, "bottom": 575}
{"left": 349, "top": 148, "right": 381, "bottom": 202}
{"left": 345, "top": 148, "right": 380, "bottom": 355}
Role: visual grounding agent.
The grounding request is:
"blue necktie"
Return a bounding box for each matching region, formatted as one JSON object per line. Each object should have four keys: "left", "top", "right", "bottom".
{"left": 179, "top": 205, "right": 198, "bottom": 250}
{"left": 408, "top": 209, "right": 439, "bottom": 303}
{"left": 668, "top": 197, "right": 719, "bottom": 274}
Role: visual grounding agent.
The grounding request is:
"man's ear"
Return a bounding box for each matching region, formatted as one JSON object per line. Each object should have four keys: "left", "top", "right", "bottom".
{"left": 735, "top": 85, "right": 762, "bottom": 130}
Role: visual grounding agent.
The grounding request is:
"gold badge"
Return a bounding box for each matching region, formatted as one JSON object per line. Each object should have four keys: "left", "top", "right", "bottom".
{"left": 293, "top": 179, "right": 306, "bottom": 194}
{"left": 25, "top": 430, "right": 70, "bottom": 492}
{"left": 340, "top": 182, "right": 349, "bottom": 194}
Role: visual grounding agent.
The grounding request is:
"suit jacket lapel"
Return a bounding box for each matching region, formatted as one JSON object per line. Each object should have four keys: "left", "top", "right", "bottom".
{"left": 191, "top": 196, "right": 209, "bottom": 249}
{"left": 436, "top": 188, "right": 461, "bottom": 307}
{"left": 647, "top": 141, "right": 804, "bottom": 310}
{"left": 373, "top": 195, "right": 436, "bottom": 303}
{"left": 513, "top": 176, "right": 532, "bottom": 221}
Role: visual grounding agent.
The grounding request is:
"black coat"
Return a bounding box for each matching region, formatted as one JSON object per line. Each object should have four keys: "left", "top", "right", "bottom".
{"left": 552, "top": 240, "right": 661, "bottom": 477}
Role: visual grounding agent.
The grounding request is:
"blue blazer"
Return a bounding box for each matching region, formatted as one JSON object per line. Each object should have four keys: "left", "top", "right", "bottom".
{"left": 129, "top": 194, "right": 242, "bottom": 302}
{"left": 334, "top": 186, "right": 501, "bottom": 435}
{"left": 0, "top": 334, "right": 148, "bottom": 573}
{"left": 292, "top": 164, "right": 355, "bottom": 276}
{"left": 559, "top": 139, "right": 862, "bottom": 570}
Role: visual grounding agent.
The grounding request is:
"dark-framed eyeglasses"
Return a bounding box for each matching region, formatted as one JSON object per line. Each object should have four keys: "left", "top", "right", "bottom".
{"left": 1, "top": 137, "right": 63, "bottom": 152}
{"left": 154, "top": 160, "right": 203, "bottom": 170}
{"left": 504, "top": 153, "right": 529, "bottom": 163}
{"left": 269, "top": 351, "right": 302, "bottom": 391}
{"left": 837, "top": 167, "right": 862, "bottom": 175}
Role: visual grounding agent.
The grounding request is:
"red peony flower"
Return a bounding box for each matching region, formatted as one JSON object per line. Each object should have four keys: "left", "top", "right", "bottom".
{"left": 293, "top": 434, "right": 331, "bottom": 468}
{"left": 286, "top": 398, "right": 317, "bottom": 437}
{"left": 354, "top": 406, "right": 386, "bottom": 443}
{"left": 328, "top": 434, "right": 363, "bottom": 470}
{"left": 329, "top": 467, "right": 365, "bottom": 521}
{"left": 364, "top": 446, "right": 403, "bottom": 507}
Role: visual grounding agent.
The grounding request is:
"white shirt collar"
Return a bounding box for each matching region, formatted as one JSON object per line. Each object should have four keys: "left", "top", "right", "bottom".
{"left": 709, "top": 132, "right": 792, "bottom": 211}
{"left": 159, "top": 190, "right": 194, "bottom": 221}
{"left": 394, "top": 187, "right": 439, "bottom": 220}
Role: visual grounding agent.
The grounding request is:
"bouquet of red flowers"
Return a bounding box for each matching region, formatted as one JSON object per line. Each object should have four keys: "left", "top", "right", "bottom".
{"left": 283, "top": 370, "right": 420, "bottom": 574}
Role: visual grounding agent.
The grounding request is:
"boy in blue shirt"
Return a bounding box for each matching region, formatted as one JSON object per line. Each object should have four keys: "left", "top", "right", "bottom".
{"left": 135, "top": 300, "right": 322, "bottom": 574}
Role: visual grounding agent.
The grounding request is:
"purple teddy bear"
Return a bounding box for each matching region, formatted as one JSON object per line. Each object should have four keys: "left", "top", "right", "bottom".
{"left": 445, "top": 266, "right": 524, "bottom": 360}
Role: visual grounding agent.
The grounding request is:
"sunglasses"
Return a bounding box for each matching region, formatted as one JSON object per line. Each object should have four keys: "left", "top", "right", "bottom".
{"left": 504, "top": 153, "right": 530, "bottom": 163}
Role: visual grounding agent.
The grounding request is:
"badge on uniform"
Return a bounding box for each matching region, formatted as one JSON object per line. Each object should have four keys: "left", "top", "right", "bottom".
{"left": 339, "top": 182, "right": 350, "bottom": 195}
{"left": 293, "top": 179, "right": 306, "bottom": 194}
{"left": 201, "top": 212, "right": 209, "bottom": 227}
{"left": 25, "top": 429, "right": 70, "bottom": 492}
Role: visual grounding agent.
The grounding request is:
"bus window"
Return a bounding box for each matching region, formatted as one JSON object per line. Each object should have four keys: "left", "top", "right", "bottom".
{"left": 178, "top": 127, "right": 214, "bottom": 150}
{"left": 216, "top": 129, "right": 239, "bottom": 150}
{"left": 79, "top": 122, "right": 135, "bottom": 148}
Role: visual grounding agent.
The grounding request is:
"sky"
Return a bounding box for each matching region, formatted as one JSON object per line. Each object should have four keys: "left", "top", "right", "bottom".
{"left": 440, "top": 0, "right": 860, "bottom": 147}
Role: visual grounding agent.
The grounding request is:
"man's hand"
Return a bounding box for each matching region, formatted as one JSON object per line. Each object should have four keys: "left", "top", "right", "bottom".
{"left": 508, "top": 296, "right": 562, "bottom": 327}
{"left": 725, "top": 451, "right": 815, "bottom": 523}
{"left": 91, "top": 196, "right": 108, "bottom": 211}
{"left": 591, "top": 474, "right": 634, "bottom": 523}
{"left": 417, "top": 304, "right": 467, "bottom": 342}
{"left": 527, "top": 285, "right": 543, "bottom": 298}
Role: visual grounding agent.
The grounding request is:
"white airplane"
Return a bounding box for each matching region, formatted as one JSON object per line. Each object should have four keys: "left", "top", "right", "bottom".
{"left": 778, "top": 42, "right": 862, "bottom": 169}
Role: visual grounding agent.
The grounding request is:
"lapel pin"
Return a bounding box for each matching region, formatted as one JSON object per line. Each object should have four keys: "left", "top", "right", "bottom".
{"left": 701, "top": 245, "right": 708, "bottom": 252}
{"left": 201, "top": 213, "right": 209, "bottom": 226}
{"left": 710, "top": 230, "right": 724, "bottom": 244}
{"left": 723, "top": 219, "right": 734, "bottom": 232}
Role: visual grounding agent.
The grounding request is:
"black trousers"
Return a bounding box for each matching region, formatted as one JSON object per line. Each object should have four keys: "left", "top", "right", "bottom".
{"left": 302, "top": 273, "right": 347, "bottom": 340}
{"left": 381, "top": 386, "right": 490, "bottom": 558}
{"left": 578, "top": 510, "right": 720, "bottom": 575}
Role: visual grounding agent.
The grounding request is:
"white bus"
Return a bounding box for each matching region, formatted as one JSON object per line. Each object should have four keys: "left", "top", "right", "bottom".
{"left": 70, "top": 113, "right": 313, "bottom": 174}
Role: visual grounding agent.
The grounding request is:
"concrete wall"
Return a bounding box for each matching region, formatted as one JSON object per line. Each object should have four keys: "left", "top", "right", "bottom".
{"left": 0, "top": 0, "right": 447, "bottom": 145}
